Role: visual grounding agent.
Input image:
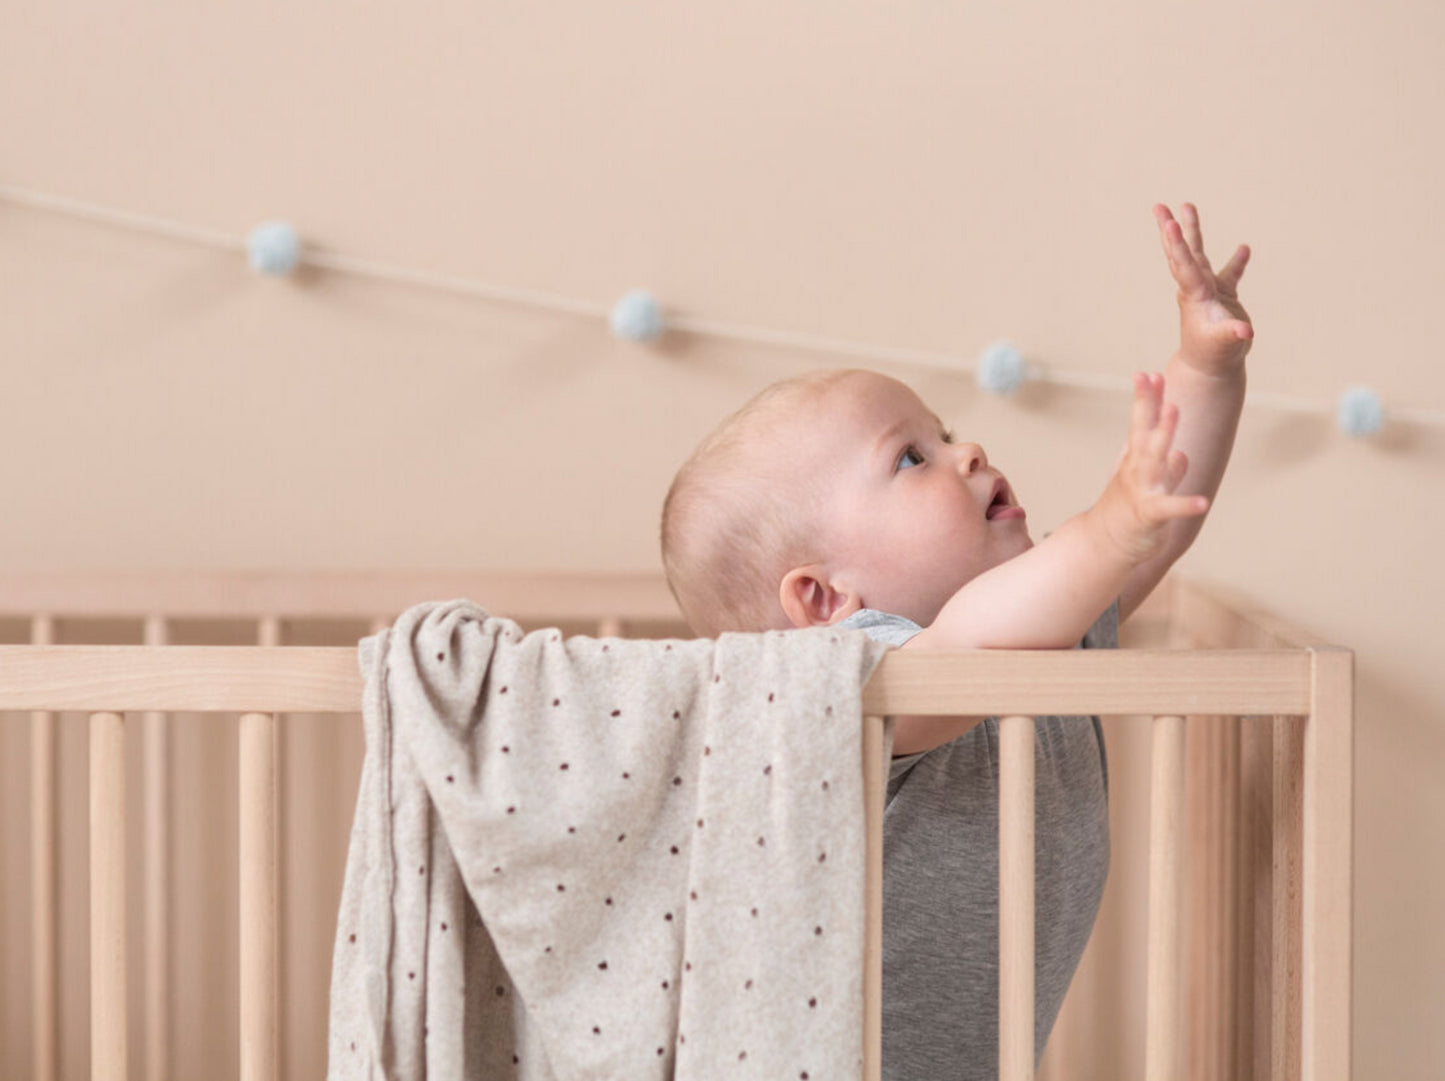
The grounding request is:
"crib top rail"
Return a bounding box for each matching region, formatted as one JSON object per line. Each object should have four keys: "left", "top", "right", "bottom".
{"left": 0, "top": 569, "right": 683, "bottom": 622}
{"left": 0, "top": 642, "right": 1327, "bottom": 716}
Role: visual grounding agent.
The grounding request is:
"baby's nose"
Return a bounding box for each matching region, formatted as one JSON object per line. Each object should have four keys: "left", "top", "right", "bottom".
{"left": 955, "top": 443, "right": 987, "bottom": 474}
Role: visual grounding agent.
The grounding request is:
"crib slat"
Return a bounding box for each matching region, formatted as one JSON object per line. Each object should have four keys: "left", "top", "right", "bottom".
{"left": 1302, "top": 648, "right": 1353, "bottom": 1081}
{"left": 1146, "top": 715, "right": 1186, "bottom": 1081}
{"left": 240, "top": 711, "right": 279, "bottom": 1081}
{"left": 862, "top": 715, "right": 885, "bottom": 1081}
{"left": 999, "top": 714, "right": 1035, "bottom": 1081}
{"left": 91, "top": 710, "right": 128, "bottom": 1081}
{"left": 30, "top": 615, "right": 57, "bottom": 1081}
{"left": 143, "top": 615, "right": 171, "bottom": 1081}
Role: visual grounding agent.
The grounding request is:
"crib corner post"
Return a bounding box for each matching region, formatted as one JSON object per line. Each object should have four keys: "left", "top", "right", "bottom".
{"left": 1302, "top": 647, "right": 1354, "bottom": 1081}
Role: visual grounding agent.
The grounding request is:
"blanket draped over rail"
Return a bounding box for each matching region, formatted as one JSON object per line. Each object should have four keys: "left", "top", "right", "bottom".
{"left": 327, "top": 599, "right": 889, "bottom": 1080}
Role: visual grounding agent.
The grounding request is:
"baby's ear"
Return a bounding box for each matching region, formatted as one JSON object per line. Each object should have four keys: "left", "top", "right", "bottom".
{"left": 779, "top": 566, "right": 862, "bottom": 628}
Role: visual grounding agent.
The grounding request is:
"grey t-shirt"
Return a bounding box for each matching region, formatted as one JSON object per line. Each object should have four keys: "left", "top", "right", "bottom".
{"left": 839, "top": 602, "right": 1118, "bottom": 1081}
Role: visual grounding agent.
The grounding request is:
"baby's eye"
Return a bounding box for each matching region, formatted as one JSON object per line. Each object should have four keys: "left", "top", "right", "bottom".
{"left": 941, "top": 429, "right": 956, "bottom": 444}
{"left": 896, "top": 446, "right": 924, "bottom": 471}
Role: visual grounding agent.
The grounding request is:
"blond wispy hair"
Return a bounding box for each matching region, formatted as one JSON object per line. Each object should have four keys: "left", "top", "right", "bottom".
{"left": 660, "top": 369, "right": 858, "bottom": 636}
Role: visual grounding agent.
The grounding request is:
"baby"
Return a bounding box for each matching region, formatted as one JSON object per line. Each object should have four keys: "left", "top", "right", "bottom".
{"left": 660, "top": 204, "right": 1252, "bottom": 1079}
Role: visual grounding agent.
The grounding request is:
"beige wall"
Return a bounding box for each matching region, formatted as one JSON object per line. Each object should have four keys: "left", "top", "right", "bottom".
{"left": 2, "top": 2, "right": 1442, "bottom": 1077}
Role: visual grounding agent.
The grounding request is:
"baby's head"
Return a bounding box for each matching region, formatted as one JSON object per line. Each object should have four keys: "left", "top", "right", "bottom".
{"left": 661, "top": 368, "right": 1033, "bottom": 636}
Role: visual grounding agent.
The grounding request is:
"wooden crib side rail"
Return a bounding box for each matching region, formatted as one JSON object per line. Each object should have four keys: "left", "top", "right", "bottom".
{"left": 0, "top": 644, "right": 1314, "bottom": 715}
{"left": 2, "top": 638, "right": 1352, "bottom": 1081}
{"left": 1167, "top": 575, "right": 1334, "bottom": 650}
{"left": 0, "top": 569, "right": 686, "bottom": 623}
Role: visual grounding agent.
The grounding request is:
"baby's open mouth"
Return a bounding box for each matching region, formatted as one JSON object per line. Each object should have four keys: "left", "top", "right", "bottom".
{"left": 985, "top": 481, "right": 1025, "bottom": 521}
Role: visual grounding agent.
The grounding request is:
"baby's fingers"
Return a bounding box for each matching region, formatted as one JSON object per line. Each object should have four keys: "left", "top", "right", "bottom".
{"left": 1153, "top": 205, "right": 1211, "bottom": 301}
{"left": 1129, "top": 371, "right": 1163, "bottom": 445}
{"left": 1217, "top": 243, "right": 1251, "bottom": 290}
{"left": 1165, "top": 447, "right": 1190, "bottom": 491}
{"left": 1150, "top": 491, "right": 1210, "bottom": 520}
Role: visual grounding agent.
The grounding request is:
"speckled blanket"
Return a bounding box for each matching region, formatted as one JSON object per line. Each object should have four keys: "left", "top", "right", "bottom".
{"left": 326, "top": 599, "right": 888, "bottom": 1080}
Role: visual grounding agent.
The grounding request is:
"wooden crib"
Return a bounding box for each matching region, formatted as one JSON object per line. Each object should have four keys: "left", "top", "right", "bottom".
{"left": 0, "top": 570, "right": 1352, "bottom": 1081}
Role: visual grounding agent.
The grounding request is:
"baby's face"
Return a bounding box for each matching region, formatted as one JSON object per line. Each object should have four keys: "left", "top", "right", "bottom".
{"left": 785, "top": 371, "right": 1034, "bottom": 627}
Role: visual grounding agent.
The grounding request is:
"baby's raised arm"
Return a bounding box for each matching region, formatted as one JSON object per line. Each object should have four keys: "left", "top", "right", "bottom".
{"left": 906, "top": 371, "right": 1207, "bottom": 652}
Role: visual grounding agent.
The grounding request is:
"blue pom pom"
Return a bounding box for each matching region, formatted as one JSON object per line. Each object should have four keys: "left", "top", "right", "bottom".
{"left": 609, "top": 289, "right": 664, "bottom": 341}
{"left": 246, "top": 221, "right": 301, "bottom": 275}
{"left": 976, "top": 341, "right": 1029, "bottom": 396}
{"left": 1336, "top": 385, "right": 1384, "bottom": 437}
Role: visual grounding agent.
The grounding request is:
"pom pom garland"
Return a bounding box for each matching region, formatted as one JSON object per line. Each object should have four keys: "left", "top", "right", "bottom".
{"left": 0, "top": 185, "right": 1434, "bottom": 440}
{"left": 609, "top": 289, "right": 664, "bottom": 341}
{"left": 246, "top": 221, "right": 301, "bottom": 275}
{"left": 1336, "top": 385, "right": 1384, "bottom": 437}
{"left": 975, "top": 340, "right": 1031, "bottom": 396}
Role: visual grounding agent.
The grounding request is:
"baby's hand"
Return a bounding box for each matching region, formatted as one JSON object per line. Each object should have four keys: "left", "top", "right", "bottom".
{"left": 1154, "top": 203, "right": 1253, "bottom": 377}
{"left": 1094, "top": 372, "right": 1211, "bottom": 564}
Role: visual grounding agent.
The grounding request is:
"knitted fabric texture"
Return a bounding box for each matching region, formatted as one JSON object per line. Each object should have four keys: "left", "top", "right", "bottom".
{"left": 327, "top": 599, "right": 889, "bottom": 1080}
